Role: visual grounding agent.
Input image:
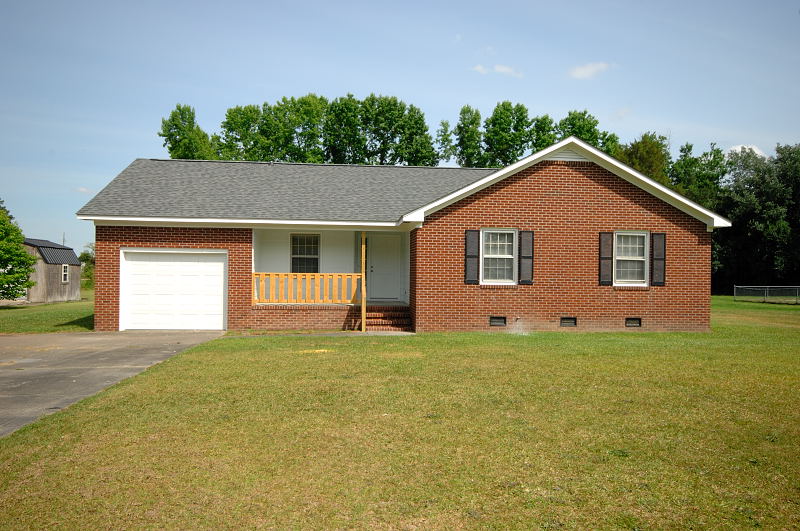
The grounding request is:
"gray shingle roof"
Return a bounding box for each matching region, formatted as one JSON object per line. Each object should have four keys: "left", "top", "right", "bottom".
{"left": 23, "top": 239, "right": 81, "bottom": 265}
{"left": 77, "top": 159, "right": 497, "bottom": 222}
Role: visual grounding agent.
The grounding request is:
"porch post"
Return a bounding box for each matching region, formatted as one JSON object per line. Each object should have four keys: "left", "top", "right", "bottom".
{"left": 360, "top": 231, "right": 367, "bottom": 332}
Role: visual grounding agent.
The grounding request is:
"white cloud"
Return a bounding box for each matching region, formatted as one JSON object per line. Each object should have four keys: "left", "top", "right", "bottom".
{"left": 569, "top": 62, "right": 611, "bottom": 80}
{"left": 75, "top": 186, "right": 94, "bottom": 194}
{"left": 471, "top": 64, "right": 523, "bottom": 78}
{"left": 727, "top": 144, "right": 766, "bottom": 157}
{"left": 611, "top": 107, "right": 632, "bottom": 121}
{"left": 493, "top": 64, "right": 523, "bottom": 78}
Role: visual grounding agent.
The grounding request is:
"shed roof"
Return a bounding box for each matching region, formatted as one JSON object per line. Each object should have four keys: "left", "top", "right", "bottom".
{"left": 76, "top": 159, "right": 496, "bottom": 223}
{"left": 23, "top": 239, "right": 81, "bottom": 265}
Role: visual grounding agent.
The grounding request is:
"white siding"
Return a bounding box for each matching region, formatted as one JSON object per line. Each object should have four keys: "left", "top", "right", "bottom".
{"left": 545, "top": 148, "right": 588, "bottom": 161}
{"left": 253, "top": 229, "right": 357, "bottom": 273}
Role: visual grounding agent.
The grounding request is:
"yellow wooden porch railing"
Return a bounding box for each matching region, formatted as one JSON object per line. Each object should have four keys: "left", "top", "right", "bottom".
{"left": 252, "top": 273, "right": 362, "bottom": 304}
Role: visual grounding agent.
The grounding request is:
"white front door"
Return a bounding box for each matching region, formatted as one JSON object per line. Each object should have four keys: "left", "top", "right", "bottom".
{"left": 367, "top": 233, "right": 404, "bottom": 301}
{"left": 120, "top": 250, "right": 227, "bottom": 330}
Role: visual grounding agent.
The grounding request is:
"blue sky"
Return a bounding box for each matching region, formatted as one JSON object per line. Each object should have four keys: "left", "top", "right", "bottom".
{"left": 1, "top": 0, "right": 798, "bottom": 250}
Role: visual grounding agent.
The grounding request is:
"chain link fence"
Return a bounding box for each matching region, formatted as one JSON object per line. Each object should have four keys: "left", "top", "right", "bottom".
{"left": 734, "top": 286, "right": 800, "bottom": 304}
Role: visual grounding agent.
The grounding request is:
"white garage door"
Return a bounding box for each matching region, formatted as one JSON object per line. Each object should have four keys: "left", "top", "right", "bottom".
{"left": 120, "top": 250, "right": 227, "bottom": 330}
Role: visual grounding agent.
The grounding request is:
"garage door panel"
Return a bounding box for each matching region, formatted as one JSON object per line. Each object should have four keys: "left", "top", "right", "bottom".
{"left": 121, "top": 251, "right": 227, "bottom": 330}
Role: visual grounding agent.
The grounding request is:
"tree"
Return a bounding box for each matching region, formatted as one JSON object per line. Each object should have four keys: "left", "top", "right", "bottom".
{"left": 668, "top": 143, "right": 726, "bottom": 210}
{"left": 435, "top": 120, "right": 456, "bottom": 163}
{"left": 284, "top": 94, "right": 328, "bottom": 163}
{"left": 482, "top": 101, "right": 531, "bottom": 167}
{"left": 0, "top": 197, "right": 12, "bottom": 221}
{"left": 0, "top": 211, "right": 36, "bottom": 300}
{"left": 158, "top": 104, "right": 218, "bottom": 160}
{"left": 78, "top": 243, "right": 95, "bottom": 288}
{"left": 530, "top": 114, "right": 557, "bottom": 152}
{"left": 323, "top": 94, "right": 367, "bottom": 164}
{"left": 617, "top": 132, "right": 672, "bottom": 185}
{"left": 772, "top": 143, "right": 800, "bottom": 281}
{"left": 219, "top": 104, "right": 264, "bottom": 161}
{"left": 453, "top": 105, "right": 483, "bottom": 167}
{"left": 397, "top": 105, "right": 438, "bottom": 166}
{"left": 556, "top": 110, "right": 620, "bottom": 156}
{"left": 714, "top": 147, "right": 789, "bottom": 288}
{"left": 361, "top": 94, "right": 407, "bottom": 165}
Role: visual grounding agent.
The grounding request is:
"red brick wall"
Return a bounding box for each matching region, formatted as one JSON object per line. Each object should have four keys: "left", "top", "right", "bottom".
{"left": 94, "top": 226, "right": 253, "bottom": 331}
{"left": 251, "top": 304, "right": 360, "bottom": 331}
{"left": 410, "top": 160, "right": 712, "bottom": 332}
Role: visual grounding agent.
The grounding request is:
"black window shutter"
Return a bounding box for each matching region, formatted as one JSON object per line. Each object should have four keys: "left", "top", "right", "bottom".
{"left": 465, "top": 230, "right": 480, "bottom": 284}
{"left": 518, "top": 231, "right": 534, "bottom": 285}
{"left": 651, "top": 233, "right": 666, "bottom": 286}
{"left": 599, "top": 232, "right": 614, "bottom": 285}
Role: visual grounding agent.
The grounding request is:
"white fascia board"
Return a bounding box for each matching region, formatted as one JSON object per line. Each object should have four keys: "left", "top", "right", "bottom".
{"left": 78, "top": 215, "right": 403, "bottom": 229}
{"left": 402, "top": 136, "right": 732, "bottom": 230}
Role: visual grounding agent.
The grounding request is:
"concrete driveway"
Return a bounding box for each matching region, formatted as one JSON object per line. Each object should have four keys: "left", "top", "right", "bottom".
{"left": 0, "top": 330, "right": 222, "bottom": 437}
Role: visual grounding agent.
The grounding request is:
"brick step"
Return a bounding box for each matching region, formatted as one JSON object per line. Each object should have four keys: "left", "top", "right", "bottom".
{"left": 367, "top": 324, "right": 413, "bottom": 332}
{"left": 365, "top": 312, "right": 411, "bottom": 319}
{"left": 359, "top": 306, "right": 412, "bottom": 331}
{"left": 366, "top": 318, "right": 411, "bottom": 326}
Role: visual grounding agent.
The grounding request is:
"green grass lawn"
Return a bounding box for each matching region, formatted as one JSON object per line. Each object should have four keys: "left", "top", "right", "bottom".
{"left": 0, "top": 289, "right": 93, "bottom": 333}
{"left": 1, "top": 297, "right": 798, "bottom": 528}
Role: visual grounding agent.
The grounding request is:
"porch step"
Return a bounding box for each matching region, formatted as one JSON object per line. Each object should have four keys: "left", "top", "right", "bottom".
{"left": 365, "top": 305, "right": 412, "bottom": 332}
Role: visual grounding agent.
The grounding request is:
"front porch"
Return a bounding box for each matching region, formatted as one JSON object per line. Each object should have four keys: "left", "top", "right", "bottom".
{"left": 251, "top": 228, "right": 412, "bottom": 331}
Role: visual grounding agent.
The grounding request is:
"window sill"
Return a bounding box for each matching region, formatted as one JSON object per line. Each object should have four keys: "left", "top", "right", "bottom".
{"left": 479, "top": 284, "right": 518, "bottom": 289}
{"left": 613, "top": 285, "right": 649, "bottom": 291}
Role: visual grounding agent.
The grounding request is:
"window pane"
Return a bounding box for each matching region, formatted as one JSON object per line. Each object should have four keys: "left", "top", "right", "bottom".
{"left": 483, "top": 257, "right": 513, "bottom": 281}
{"left": 292, "top": 234, "right": 319, "bottom": 257}
{"left": 484, "top": 231, "right": 513, "bottom": 257}
{"left": 616, "top": 259, "right": 645, "bottom": 281}
{"left": 292, "top": 257, "right": 319, "bottom": 273}
{"left": 616, "top": 234, "right": 645, "bottom": 258}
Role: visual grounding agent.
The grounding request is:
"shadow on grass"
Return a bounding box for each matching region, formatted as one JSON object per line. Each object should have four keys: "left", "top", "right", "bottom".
{"left": 55, "top": 314, "right": 94, "bottom": 331}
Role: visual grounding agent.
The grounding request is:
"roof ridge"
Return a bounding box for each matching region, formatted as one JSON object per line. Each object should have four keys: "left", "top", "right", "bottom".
{"left": 139, "top": 158, "right": 496, "bottom": 171}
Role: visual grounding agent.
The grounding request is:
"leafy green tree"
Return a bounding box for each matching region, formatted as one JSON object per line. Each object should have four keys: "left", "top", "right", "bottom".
{"left": 323, "top": 94, "right": 367, "bottom": 164}
{"left": 617, "top": 132, "right": 672, "bottom": 185}
{"left": 158, "top": 104, "right": 218, "bottom": 160}
{"left": 714, "top": 147, "right": 789, "bottom": 287}
{"left": 397, "top": 105, "right": 438, "bottom": 166}
{"left": 668, "top": 143, "right": 726, "bottom": 210}
{"left": 556, "top": 110, "right": 620, "bottom": 156}
{"left": 284, "top": 94, "right": 328, "bottom": 163}
{"left": 0, "top": 211, "right": 36, "bottom": 299}
{"left": 435, "top": 120, "right": 456, "bottom": 163}
{"left": 453, "top": 105, "right": 484, "bottom": 167}
{"left": 772, "top": 144, "right": 800, "bottom": 281}
{"left": 219, "top": 105, "right": 264, "bottom": 161}
{"left": 482, "top": 101, "right": 531, "bottom": 167}
{"left": 530, "top": 114, "right": 557, "bottom": 152}
{"left": 0, "top": 197, "right": 12, "bottom": 221}
{"left": 78, "top": 243, "right": 95, "bottom": 288}
{"left": 361, "top": 94, "right": 406, "bottom": 165}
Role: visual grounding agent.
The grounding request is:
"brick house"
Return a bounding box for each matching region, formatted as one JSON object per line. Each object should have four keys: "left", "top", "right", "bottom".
{"left": 77, "top": 137, "right": 730, "bottom": 332}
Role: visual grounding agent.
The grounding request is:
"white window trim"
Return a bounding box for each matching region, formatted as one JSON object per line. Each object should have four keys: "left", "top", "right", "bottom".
{"left": 61, "top": 264, "right": 69, "bottom": 283}
{"left": 290, "top": 233, "right": 321, "bottom": 273}
{"left": 479, "top": 228, "right": 518, "bottom": 285}
{"left": 613, "top": 231, "right": 649, "bottom": 287}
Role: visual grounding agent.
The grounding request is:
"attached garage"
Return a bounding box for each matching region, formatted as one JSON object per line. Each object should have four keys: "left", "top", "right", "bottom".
{"left": 119, "top": 249, "right": 227, "bottom": 330}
